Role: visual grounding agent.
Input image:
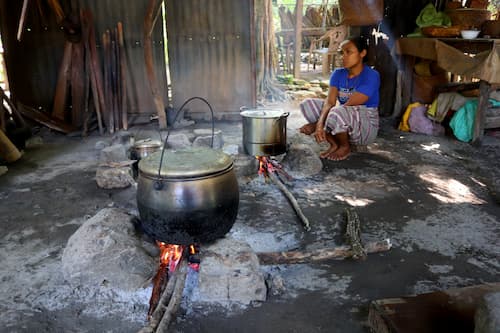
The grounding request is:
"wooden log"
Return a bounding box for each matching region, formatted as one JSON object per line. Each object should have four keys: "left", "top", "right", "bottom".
{"left": 147, "top": 262, "right": 169, "bottom": 320}
{"left": 52, "top": 41, "right": 73, "bottom": 121}
{"left": 111, "top": 28, "right": 120, "bottom": 131}
{"left": 117, "top": 22, "right": 128, "bottom": 130}
{"left": 138, "top": 251, "right": 188, "bottom": 333}
{"left": 256, "top": 239, "right": 392, "bottom": 265}
{"left": 0, "top": 129, "right": 22, "bottom": 163}
{"left": 268, "top": 171, "right": 311, "bottom": 231}
{"left": 344, "top": 208, "right": 367, "bottom": 260}
{"left": 156, "top": 257, "right": 188, "bottom": 333}
{"left": 70, "top": 41, "right": 85, "bottom": 128}
{"left": 103, "top": 30, "right": 114, "bottom": 133}
{"left": 81, "top": 47, "right": 91, "bottom": 136}
{"left": 144, "top": 0, "right": 167, "bottom": 129}
{"left": 17, "top": 103, "right": 76, "bottom": 134}
{"left": 84, "top": 9, "right": 107, "bottom": 133}
{"left": 80, "top": 9, "right": 104, "bottom": 135}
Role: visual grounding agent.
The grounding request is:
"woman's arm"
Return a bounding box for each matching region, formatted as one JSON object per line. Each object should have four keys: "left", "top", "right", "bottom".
{"left": 345, "top": 92, "right": 369, "bottom": 106}
{"left": 315, "top": 86, "right": 338, "bottom": 143}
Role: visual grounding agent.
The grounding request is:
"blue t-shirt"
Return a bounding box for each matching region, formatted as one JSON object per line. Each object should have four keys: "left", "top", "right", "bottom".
{"left": 329, "top": 65, "right": 380, "bottom": 107}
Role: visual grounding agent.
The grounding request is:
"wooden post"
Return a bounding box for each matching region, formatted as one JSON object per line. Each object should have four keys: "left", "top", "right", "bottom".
{"left": 293, "top": 0, "right": 303, "bottom": 78}
{"left": 472, "top": 80, "right": 491, "bottom": 145}
{"left": 144, "top": 0, "right": 167, "bottom": 129}
{"left": 52, "top": 41, "right": 73, "bottom": 121}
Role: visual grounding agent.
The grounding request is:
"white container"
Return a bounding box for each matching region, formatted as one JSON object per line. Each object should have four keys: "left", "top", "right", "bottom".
{"left": 460, "top": 30, "right": 480, "bottom": 39}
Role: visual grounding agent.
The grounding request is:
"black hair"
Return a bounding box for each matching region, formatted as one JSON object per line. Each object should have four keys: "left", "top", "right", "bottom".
{"left": 346, "top": 35, "right": 369, "bottom": 52}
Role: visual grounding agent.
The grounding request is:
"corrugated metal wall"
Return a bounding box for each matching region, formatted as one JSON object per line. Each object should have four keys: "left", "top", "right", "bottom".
{"left": 0, "top": 0, "right": 167, "bottom": 122}
{"left": 166, "top": 0, "right": 256, "bottom": 120}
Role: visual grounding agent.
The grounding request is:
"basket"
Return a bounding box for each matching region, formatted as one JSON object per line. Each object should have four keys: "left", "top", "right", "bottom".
{"left": 421, "top": 25, "right": 461, "bottom": 37}
{"left": 445, "top": 8, "right": 491, "bottom": 30}
{"left": 339, "top": 0, "right": 384, "bottom": 26}
{"left": 482, "top": 20, "right": 500, "bottom": 38}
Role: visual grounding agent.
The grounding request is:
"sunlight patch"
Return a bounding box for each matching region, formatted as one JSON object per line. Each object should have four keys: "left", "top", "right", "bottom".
{"left": 419, "top": 172, "right": 486, "bottom": 204}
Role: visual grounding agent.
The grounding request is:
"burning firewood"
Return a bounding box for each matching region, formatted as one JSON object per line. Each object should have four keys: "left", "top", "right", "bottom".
{"left": 256, "top": 239, "right": 392, "bottom": 265}
{"left": 139, "top": 243, "right": 198, "bottom": 333}
{"left": 257, "top": 156, "right": 311, "bottom": 231}
{"left": 146, "top": 243, "right": 184, "bottom": 318}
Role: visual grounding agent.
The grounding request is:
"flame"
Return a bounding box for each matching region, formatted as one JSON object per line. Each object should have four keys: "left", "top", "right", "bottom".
{"left": 156, "top": 242, "right": 184, "bottom": 272}
{"left": 255, "top": 155, "right": 290, "bottom": 181}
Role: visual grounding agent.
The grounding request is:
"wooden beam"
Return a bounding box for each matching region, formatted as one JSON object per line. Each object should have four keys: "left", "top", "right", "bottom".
{"left": 293, "top": 0, "right": 303, "bottom": 78}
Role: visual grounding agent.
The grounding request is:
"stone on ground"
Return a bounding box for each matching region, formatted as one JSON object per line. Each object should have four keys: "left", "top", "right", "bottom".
{"left": 61, "top": 208, "right": 156, "bottom": 291}
{"left": 196, "top": 237, "right": 267, "bottom": 305}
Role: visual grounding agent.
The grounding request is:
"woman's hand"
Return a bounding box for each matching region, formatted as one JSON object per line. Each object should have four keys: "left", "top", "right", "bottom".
{"left": 315, "top": 124, "right": 326, "bottom": 143}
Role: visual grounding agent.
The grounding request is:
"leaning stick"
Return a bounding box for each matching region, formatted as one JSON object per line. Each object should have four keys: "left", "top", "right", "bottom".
{"left": 267, "top": 171, "right": 311, "bottom": 231}
{"left": 138, "top": 251, "right": 188, "bottom": 333}
{"left": 138, "top": 273, "right": 177, "bottom": 333}
{"left": 156, "top": 258, "right": 188, "bottom": 332}
{"left": 256, "top": 239, "right": 392, "bottom": 265}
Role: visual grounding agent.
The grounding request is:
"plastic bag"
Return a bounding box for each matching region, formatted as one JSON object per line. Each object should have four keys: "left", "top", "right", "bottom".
{"left": 408, "top": 104, "right": 445, "bottom": 136}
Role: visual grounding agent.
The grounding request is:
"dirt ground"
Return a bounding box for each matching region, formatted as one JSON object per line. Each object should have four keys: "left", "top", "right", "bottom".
{"left": 0, "top": 101, "right": 499, "bottom": 333}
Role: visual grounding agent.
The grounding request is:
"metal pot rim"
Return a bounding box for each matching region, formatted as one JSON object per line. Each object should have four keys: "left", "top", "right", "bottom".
{"left": 240, "top": 109, "right": 288, "bottom": 118}
{"left": 133, "top": 140, "right": 162, "bottom": 149}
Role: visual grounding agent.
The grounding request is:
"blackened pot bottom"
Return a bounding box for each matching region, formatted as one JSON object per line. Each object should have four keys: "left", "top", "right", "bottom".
{"left": 138, "top": 200, "right": 239, "bottom": 245}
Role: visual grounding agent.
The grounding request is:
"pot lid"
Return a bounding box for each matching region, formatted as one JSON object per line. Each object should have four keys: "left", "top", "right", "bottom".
{"left": 133, "top": 140, "right": 162, "bottom": 149}
{"left": 138, "top": 147, "right": 233, "bottom": 178}
{"left": 240, "top": 109, "right": 286, "bottom": 118}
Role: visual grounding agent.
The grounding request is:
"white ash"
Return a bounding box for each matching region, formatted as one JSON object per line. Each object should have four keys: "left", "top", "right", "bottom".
{"left": 396, "top": 206, "right": 499, "bottom": 258}
{"left": 412, "top": 276, "right": 477, "bottom": 295}
{"left": 262, "top": 265, "right": 353, "bottom": 301}
{"left": 230, "top": 226, "right": 300, "bottom": 253}
{"left": 426, "top": 264, "right": 454, "bottom": 274}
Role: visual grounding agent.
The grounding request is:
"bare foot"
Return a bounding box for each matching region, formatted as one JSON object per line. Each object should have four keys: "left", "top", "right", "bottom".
{"left": 320, "top": 145, "right": 338, "bottom": 158}
{"left": 319, "top": 134, "right": 339, "bottom": 158}
{"left": 325, "top": 145, "right": 351, "bottom": 161}
{"left": 299, "top": 123, "right": 316, "bottom": 135}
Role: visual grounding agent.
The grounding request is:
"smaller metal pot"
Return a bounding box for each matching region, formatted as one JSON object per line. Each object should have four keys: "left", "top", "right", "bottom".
{"left": 240, "top": 109, "right": 289, "bottom": 156}
{"left": 131, "top": 140, "right": 162, "bottom": 161}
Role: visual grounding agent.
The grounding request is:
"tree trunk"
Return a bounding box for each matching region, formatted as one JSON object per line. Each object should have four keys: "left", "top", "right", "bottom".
{"left": 254, "top": 0, "right": 285, "bottom": 102}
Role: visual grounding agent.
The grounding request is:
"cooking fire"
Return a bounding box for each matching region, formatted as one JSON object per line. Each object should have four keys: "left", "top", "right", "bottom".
{"left": 141, "top": 242, "right": 200, "bottom": 332}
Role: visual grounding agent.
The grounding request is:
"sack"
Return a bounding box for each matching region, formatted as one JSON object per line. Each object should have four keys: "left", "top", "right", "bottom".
{"left": 338, "top": 0, "right": 384, "bottom": 26}
{"left": 408, "top": 104, "right": 445, "bottom": 136}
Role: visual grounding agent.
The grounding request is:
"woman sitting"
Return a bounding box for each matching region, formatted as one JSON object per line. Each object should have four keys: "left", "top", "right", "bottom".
{"left": 299, "top": 36, "right": 380, "bottom": 161}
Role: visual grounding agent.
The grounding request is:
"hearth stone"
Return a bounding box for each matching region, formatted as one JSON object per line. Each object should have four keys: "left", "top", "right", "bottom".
{"left": 192, "top": 236, "right": 267, "bottom": 305}
{"left": 62, "top": 208, "right": 157, "bottom": 291}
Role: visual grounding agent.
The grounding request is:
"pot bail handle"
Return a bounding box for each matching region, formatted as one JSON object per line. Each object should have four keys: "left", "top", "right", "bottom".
{"left": 154, "top": 97, "right": 216, "bottom": 190}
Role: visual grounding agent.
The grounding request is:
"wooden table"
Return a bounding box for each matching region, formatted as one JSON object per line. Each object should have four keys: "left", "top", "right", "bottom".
{"left": 395, "top": 37, "right": 499, "bottom": 143}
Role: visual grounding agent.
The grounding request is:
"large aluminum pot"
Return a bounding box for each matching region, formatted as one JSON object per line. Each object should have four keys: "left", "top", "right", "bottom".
{"left": 240, "top": 109, "right": 289, "bottom": 156}
{"left": 137, "top": 147, "right": 239, "bottom": 245}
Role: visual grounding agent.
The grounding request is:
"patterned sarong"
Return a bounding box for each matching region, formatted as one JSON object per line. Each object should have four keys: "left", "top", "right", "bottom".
{"left": 299, "top": 98, "right": 379, "bottom": 145}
